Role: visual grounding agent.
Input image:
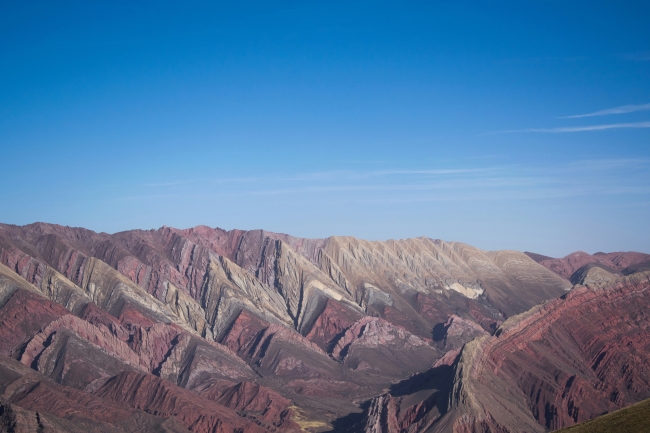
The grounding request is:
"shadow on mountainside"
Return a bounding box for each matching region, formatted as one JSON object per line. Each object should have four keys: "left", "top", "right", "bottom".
{"left": 325, "top": 362, "right": 457, "bottom": 432}
{"left": 325, "top": 400, "right": 370, "bottom": 433}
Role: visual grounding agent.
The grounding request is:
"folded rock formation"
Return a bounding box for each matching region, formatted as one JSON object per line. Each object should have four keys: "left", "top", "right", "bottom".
{"left": 0, "top": 222, "right": 647, "bottom": 432}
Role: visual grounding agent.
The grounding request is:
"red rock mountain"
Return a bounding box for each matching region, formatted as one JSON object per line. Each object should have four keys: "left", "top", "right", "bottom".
{"left": 0, "top": 222, "right": 647, "bottom": 433}
{"left": 526, "top": 250, "right": 650, "bottom": 283}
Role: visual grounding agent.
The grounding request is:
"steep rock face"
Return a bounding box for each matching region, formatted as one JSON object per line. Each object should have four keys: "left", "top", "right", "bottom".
{"left": 80, "top": 302, "right": 131, "bottom": 341}
{"left": 364, "top": 393, "right": 440, "bottom": 433}
{"left": 215, "top": 232, "right": 569, "bottom": 338}
{"left": 160, "top": 333, "right": 256, "bottom": 388}
{"left": 217, "top": 308, "right": 375, "bottom": 410}
{"left": 0, "top": 226, "right": 194, "bottom": 333}
{"left": 0, "top": 285, "right": 68, "bottom": 358}
{"left": 413, "top": 291, "right": 501, "bottom": 334}
{"left": 0, "top": 236, "right": 90, "bottom": 314}
{"left": 195, "top": 380, "right": 299, "bottom": 431}
{"left": 0, "top": 224, "right": 228, "bottom": 340}
{"left": 18, "top": 314, "right": 142, "bottom": 391}
{"left": 202, "top": 256, "right": 293, "bottom": 336}
{"left": 432, "top": 315, "right": 488, "bottom": 351}
{"left": 356, "top": 272, "right": 650, "bottom": 433}
{"left": 40, "top": 223, "right": 570, "bottom": 337}
{"left": 364, "top": 394, "right": 405, "bottom": 433}
{"left": 220, "top": 309, "right": 331, "bottom": 372}
{"left": 92, "top": 225, "right": 294, "bottom": 336}
{"left": 0, "top": 263, "right": 293, "bottom": 432}
{"left": 239, "top": 323, "right": 341, "bottom": 380}
{"left": 2, "top": 222, "right": 649, "bottom": 433}
{"left": 14, "top": 297, "right": 258, "bottom": 399}
{"left": 95, "top": 370, "right": 270, "bottom": 433}
{"left": 484, "top": 249, "right": 571, "bottom": 315}
{"left": 178, "top": 227, "right": 326, "bottom": 273}
{"left": 268, "top": 240, "right": 353, "bottom": 332}
{"left": 1, "top": 223, "right": 574, "bottom": 345}
{"left": 188, "top": 228, "right": 356, "bottom": 334}
{"left": 67, "top": 226, "right": 319, "bottom": 336}
{"left": 0, "top": 355, "right": 191, "bottom": 433}
{"left": 20, "top": 314, "right": 140, "bottom": 369}
{"left": 27, "top": 330, "right": 137, "bottom": 392}
{"left": 319, "top": 237, "right": 570, "bottom": 320}
{"left": 332, "top": 317, "right": 441, "bottom": 378}
{"left": 361, "top": 356, "right": 460, "bottom": 433}
{"left": 219, "top": 309, "right": 273, "bottom": 356}
{"left": 439, "top": 272, "right": 650, "bottom": 432}
{"left": 569, "top": 263, "right": 621, "bottom": 286}
{"left": 304, "top": 298, "right": 364, "bottom": 351}
{"left": 128, "top": 322, "right": 183, "bottom": 372}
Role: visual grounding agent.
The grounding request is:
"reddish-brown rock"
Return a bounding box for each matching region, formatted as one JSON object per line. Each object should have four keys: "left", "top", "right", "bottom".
{"left": 1, "top": 223, "right": 574, "bottom": 339}
{"left": 196, "top": 380, "right": 299, "bottom": 431}
{"left": 432, "top": 315, "right": 488, "bottom": 351}
{"left": 528, "top": 250, "right": 650, "bottom": 280}
{"left": 2, "top": 222, "right": 649, "bottom": 433}
{"left": 0, "top": 289, "right": 68, "bottom": 357}
{"left": 0, "top": 354, "right": 190, "bottom": 433}
{"left": 366, "top": 272, "right": 650, "bottom": 433}
{"left": 220, "top": 309, "right": 272, "bottom": 356}
{"left": 332, "top": 317, "right": 441, "bottom": 378}
{"left": 80, "top": 302, "right": 131, "bottom": 341}
{"left": 95, "top": 370, "right": 269, "bottom": 433}
{"left": 304, "top": 298, "right": 364, "bottom": 351}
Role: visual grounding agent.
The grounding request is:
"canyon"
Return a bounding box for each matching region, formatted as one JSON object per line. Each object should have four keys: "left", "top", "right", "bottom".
{"left": 0, "top": 222, "right": 648, "bottom": 432}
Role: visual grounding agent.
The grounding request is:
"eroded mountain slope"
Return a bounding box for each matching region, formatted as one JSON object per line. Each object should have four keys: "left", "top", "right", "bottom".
{"left": 359, "top": 271, "right": 650, "bottom": 433}
{"left": 0, "top": 223, "right": 574, "bottom": 353}
{"left": 0, "top": 222, "right": 646, "bottom": 433}
{"left": 526, "top": 250, "right": 650, "bottom": 281}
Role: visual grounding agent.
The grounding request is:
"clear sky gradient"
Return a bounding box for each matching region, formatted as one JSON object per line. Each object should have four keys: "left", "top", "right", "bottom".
{"left": 1, "top": 1, "right": 649, "bottom": 257}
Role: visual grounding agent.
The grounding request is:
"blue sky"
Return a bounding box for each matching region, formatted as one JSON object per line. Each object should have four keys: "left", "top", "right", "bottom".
{"left": 1, "top": 1, "right": 649, "bottom": 257}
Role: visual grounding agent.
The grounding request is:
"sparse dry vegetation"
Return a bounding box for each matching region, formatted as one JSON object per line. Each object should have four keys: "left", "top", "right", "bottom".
{"left": 289, "top": 405, "right": 331, "bottom": 432}
{"left": 554, "top": 398, "right": 650, "bottom": 433}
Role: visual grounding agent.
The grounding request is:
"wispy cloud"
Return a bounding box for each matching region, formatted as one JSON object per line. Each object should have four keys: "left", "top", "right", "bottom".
{"left": 143, "top": 179, "right": 197, "bottom": 187}
{"left": 619, "top": 51, "right": 650, "bottom": 62}
{"left": 559, "top": 103, "right": 650, "bottom": 119}
{"left": 498, "top": 121, "right": 650, "bottom": 133}
{"left": 367, "top": 168, "right": 492, "bottom": 176}
{"left": 116, "top": 158, "right": 650, "bottom": 205}
{"left": 570, "top": 158, "right": 650, "bottom": 170}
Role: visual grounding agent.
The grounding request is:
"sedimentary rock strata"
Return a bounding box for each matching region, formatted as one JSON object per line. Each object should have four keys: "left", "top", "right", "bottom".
{"left": 360, "top": 272, "right": 650, "bottom": 433}
{"left": 0, "top": 222, "right": 647, "bottom": 432}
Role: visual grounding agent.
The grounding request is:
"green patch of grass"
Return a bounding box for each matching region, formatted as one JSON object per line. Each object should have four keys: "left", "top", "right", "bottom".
{"left": 554, "top": 398, "right": 650, "bottom": 433}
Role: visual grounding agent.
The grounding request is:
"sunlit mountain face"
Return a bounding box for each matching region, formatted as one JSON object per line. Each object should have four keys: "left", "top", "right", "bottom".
{"left": 1, "top": 2, "right": 649, "bottom": 432}
{"left": 0, "top": 222, "right": 648, "bottom": 432}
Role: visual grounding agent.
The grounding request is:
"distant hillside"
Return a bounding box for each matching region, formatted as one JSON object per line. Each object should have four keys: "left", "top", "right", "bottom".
{"left": 0, "top": 222, "right": 648, "bottom": 432}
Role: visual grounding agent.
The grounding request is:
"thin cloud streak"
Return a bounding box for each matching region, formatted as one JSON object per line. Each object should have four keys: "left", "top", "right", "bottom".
{"left": 367, "top": 168, "right": 493, "bottom": 176}
{"left": 498, "top": 122, "right": 650, "bottom": 133}
{"left": 143, "top": 179, "right": 198, "bottom": 187}
{"left": 619, "top": 51, "right": 650, "bottom": 61}
{"left": 570, "top": 158, "right": 650, "bottom": 170}
{"left": 559, "top": 103, "right": 650, "bottom": 119}
{"left": 115, "top": 159, "right": 650, "bottom": 203}
{"left": 141, "top": 168, "right": 501, "bottom": 188}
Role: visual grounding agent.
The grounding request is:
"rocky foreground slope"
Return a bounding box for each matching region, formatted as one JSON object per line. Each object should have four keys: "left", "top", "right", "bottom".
{"left": 0, "top": 222, "right": 647, "bottom": 432}
{"left": 359, "top": 271, "right": 650, "bottom": 433}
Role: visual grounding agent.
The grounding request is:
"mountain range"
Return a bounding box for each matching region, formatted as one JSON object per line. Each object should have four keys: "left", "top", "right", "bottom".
{"left": 0, "top": 222, "right": 648, "bottom": 433}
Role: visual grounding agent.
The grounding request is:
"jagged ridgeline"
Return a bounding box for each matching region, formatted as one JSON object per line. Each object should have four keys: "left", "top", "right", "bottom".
{"left": 0, "top": 222, "right": 648, "bottom": 433}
